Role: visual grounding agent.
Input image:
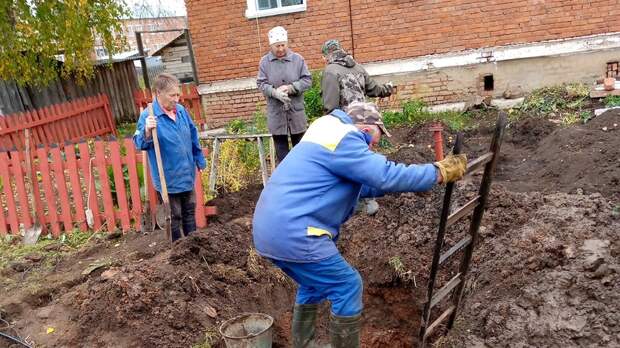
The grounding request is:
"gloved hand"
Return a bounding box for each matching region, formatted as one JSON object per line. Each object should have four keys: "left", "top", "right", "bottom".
{"left": 434, "top": 154, "right": 467, "bottom": 183}
{"left": 277, "top": 84, "right": 295, "bottom": 95}
{"left": 355, "top": 198, "right": 379, "bottom": 215}
{"left": 272, "top": 88, "right": 292, "bottom": 109}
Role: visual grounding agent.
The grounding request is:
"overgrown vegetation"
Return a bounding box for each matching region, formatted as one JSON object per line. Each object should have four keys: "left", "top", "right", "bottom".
{"left": 0, "top": 229, "right": 98, "bottom": 269}
{"left": 201, "top": 110, "right": 269, "bottom": 199}
{"left": 604, "top": 95, "right": 620, "bottom": 107}
{"left": 304, "top": 70, "right": 324, "bottom": 122}
{"left": 382, "top": 99, "right": 472, "bottom": 131}
{"left": 512, "top": 83, "right": 591, "bottom": 123}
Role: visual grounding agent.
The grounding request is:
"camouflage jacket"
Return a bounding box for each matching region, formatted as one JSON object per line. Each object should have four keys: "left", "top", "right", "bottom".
{"left": 321, "top": 50, "right": 392, "bottom": 113}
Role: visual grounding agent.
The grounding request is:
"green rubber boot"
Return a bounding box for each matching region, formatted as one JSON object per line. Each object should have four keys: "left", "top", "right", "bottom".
{"left": 329, "top": 313, "right": 361, "bottom": 348}
{"left": 292, "top": 304, "right": 319, "bottom": 348}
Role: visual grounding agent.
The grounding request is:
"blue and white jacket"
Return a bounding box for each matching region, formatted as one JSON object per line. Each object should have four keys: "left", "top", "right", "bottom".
{"left": 252, "top": 109, "right": 438, "bottom": 262}
{"left": 133, "top": 99, "right": 206, "bottom": 194}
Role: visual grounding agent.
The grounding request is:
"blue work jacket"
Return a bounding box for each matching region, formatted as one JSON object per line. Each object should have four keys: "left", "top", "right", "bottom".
{"left": 133, "top": 99, "right": 206, "bottom": 194}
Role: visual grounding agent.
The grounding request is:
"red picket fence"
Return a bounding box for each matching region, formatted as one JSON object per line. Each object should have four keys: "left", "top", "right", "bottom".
{"left": 0, "top": 94, "right": 116, "bottom": 151}
{"left": 133, "top": 84, "right": 206, "bottom": 128}
{"left": 0, "top": 138, "right": 216, "bottom": 237}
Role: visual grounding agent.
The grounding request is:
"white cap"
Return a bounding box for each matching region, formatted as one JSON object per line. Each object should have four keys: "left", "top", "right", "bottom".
{"left": 268, "top": 26, "right": 288, "bottom": 45}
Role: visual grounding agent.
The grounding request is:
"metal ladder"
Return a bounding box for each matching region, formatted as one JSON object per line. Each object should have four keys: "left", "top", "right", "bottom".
{"left": 202, "top": 133, "right": 276, "bottom": 196}
{"left": 419, "top": 112, "right": 507, "bottom": 346}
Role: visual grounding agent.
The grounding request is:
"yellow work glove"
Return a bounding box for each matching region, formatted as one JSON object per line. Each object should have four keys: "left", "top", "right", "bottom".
{"left": 434, "top": 154, "right": 467, "bottom": 184}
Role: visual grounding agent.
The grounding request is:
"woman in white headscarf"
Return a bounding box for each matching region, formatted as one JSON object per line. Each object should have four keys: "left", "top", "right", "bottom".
{"left": 257, "top": 26, "right": 312, "bottom": 163}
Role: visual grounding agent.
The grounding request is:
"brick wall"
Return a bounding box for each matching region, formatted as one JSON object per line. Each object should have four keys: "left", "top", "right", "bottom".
{"left": 187, "top": 0, "right": 620, "bottom": 126}
{"left": 202, "top": 89, "right": 265, "bottom": 127}
{"left": 188, "top": 0, "right": 620, "bottom": 83}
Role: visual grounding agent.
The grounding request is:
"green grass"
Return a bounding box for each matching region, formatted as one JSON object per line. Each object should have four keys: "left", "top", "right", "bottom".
{"left": 382, "top": 99, "right": 472, "bottom": 131}
{"left": 512, "top": 83, "right": 591, "bottom": 121}
{"left": 0, "top": 229, "right": 98, "bottom": 269}
{"left": 604, "top": 95, "right": 620, "bottom": 107}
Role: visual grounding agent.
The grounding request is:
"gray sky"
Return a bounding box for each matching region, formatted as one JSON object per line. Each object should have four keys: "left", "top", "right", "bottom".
{"left": 125, "top": 0, "right": 187, "bottom": 17}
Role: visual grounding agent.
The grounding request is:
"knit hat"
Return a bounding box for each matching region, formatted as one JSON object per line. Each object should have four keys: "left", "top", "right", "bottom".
{"left": 345, "top": 101, "right": 391, "bottom": 137}
{"left": 268, "top": 26, "right": 288, "bottom": 45}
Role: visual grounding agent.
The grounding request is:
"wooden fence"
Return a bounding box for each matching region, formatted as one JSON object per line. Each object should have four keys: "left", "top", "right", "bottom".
{"left": 133, "top": 83, "right": 206, "bottom": 129}
{"left": 0, "top": 138, "right": 216, "bottom": 236}
{"left": 0, "top": 59, "right": 140, "bottom": 122}
{"left": 0, "top": 94, "right": 116, "bottom": 151}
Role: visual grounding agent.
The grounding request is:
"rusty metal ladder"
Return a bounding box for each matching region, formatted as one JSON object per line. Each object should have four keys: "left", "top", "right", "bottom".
{"left": 419, "top": 112, "right": 508, "bottom": 346}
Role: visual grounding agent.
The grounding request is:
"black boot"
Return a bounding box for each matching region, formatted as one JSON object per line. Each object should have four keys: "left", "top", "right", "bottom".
{"left": 292, "top": 304, "right": 318, "bottom": 348}
{"left": 329, "top": 312, "right": 361, "bottom": 348}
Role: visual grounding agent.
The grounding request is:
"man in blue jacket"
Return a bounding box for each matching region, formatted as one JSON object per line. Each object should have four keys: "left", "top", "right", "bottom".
{"left": 252, "top": 101, "right": 467, "bottom": 347}
{"left": 134, "top": 73, "right": 207, "bottom": 242}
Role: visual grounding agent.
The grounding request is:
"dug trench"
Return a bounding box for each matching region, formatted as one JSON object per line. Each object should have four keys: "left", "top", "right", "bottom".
{"left": 0, "top": 110, "right": 618, "bottom": 347}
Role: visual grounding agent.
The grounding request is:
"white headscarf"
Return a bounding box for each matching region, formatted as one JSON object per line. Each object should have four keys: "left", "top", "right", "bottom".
{"left": 268, "top": 26, "right": 288, "bottom": 45}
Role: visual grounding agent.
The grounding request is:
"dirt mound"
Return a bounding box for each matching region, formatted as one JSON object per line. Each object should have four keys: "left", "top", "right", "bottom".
{"left": 442, "top": 191, "right": 620, "bottom": 347}
{"left": 71, "top": 224, "right": 295, "bottom": 348}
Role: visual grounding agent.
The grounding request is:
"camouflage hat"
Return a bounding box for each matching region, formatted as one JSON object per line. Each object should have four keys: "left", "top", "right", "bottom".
{"left": 345, "top": 101, "right": 391, "bottom": 137}
{"left": 321, "top": 39, "right": 342, "bottom": 56}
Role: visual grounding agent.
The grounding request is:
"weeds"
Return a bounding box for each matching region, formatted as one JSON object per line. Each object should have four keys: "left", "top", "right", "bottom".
{"left": 604, "top": 95, "right": 620, "bottom": 107}
{"left": 514, "top": 83, "right": 591, "bottom": 121}
{"left": 382, "top": 99, "right": 471, "bottom": 131}
{"left": 192, "top": 327, "right": 220, "bottom": 348}
{"left": 388, "top": 256, "right": 415, "bottom": 284}
{"left": 304, "top": 70, "right": 324, "bottom": 122}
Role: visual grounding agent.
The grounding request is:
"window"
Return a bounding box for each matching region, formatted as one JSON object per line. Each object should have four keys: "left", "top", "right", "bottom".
{"left": 245, "top": 0, "right": 305, "bottom": 19}
{"left": 181, "top": 56, "right": 191, "bottom": 63}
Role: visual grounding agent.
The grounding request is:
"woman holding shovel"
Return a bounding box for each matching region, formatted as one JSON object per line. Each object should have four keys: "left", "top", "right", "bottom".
{"left": 133, "top": 73, "right": 207, "bottom": 242}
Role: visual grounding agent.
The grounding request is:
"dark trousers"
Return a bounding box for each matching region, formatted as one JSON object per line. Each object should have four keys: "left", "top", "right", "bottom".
{"left": 273, "top": 132, "right": 305, "bottom": 164}
{"left": 157, "top": 190, "right": 196, "bottom": 241}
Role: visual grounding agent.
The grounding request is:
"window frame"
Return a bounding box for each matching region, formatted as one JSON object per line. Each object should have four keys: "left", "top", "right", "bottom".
{"left": 245, "top": 0, "right": 306, "bottom": 19}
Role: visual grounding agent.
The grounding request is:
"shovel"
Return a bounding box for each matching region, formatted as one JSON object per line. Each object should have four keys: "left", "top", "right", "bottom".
{"left": 148, "top": 104, "right": 173, "bottom": 243}
{"left": 23, "top": 129, "right": 42, "bottom": 245}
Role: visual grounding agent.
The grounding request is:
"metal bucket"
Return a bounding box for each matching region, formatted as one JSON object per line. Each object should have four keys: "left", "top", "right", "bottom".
{"left": 219, "top": 313, "right": 274, "bottom": 348}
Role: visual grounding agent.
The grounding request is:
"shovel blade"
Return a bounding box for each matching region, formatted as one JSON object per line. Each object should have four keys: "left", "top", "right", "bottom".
{"left": 23, "top": 224, "right": 43, "bottom": 245}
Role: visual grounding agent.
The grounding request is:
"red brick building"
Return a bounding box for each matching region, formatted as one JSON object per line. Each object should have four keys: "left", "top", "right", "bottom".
{"left": 186, "top": 1, "right": 620, "bottom": 126}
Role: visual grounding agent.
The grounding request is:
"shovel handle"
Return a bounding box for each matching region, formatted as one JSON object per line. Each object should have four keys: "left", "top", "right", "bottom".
{"left": 149, "top": 104, "right": 169, "bottom": 204}
{"left": 24, "top": 129, "right": 38, "bottom": 222}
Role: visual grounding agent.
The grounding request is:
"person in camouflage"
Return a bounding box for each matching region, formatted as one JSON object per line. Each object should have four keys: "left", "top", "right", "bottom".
{"left": 321, "top": 39, "right": 394, "bottom": 113}
{"left": 321, "top": 39, "right": 394, "bottom": 216}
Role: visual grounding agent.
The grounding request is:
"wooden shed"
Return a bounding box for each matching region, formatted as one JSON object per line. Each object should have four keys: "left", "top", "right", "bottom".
{"left": 151, "top": 33, "right": 194, "bottom": 83}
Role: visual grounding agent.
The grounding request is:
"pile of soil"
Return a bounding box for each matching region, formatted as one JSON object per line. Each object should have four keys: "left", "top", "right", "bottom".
{"left": 1, "top": 109, "right": 618, "bottom": 347}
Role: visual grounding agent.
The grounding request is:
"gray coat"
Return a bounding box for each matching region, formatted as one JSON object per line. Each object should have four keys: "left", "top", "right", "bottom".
{"left": 257, "top": 50, "right": 312, "bottom": 135}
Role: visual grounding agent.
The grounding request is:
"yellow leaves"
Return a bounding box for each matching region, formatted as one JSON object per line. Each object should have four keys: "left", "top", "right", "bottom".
{"left": 46, "top": 327, "right": 55, "bottom": 334}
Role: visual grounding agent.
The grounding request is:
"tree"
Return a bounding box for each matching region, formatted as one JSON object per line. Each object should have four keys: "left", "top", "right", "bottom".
{"left": 0, "top": 0, "right": 129, "bottom": 86}
{"left": 130, "top": 0, "right": 175, "bottom": 18}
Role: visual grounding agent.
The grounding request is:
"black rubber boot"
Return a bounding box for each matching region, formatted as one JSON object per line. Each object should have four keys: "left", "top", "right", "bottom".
{"left": 329, "top": 312, "right": 361, "bottom": 348}
{"left": 292, "top": 303, "right": 319, "bottom": 348}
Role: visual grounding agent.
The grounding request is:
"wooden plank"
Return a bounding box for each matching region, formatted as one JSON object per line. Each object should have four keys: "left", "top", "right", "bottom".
{"left": 124, "top": 138, "right": 142, "bottom": 230}
{"left": 0, "top": 154, "right": 7, "bottom": 234}
{"left": 194, "top": 167, "right": 206, "bottom": 229}
{"left": 446, "top": 196, "right": 480, "bottom": 227}
{"left": 257, "top": 137, "right": 268, "bottom": 186}
{"left": 109, "top": 139, "right": 131, "bottom": 232}
{"left": 65, "top": 143, "right": 87, "bottom": 231}
{"left": 269, "top": 137, "right": 276, "bottom": 173}
{"left": 423, "top": 305, "right": 456, "bottom": 339}
{"left": 439, "top": 235, "right": 472, "bottom": 265}
{"left": 208, "top": 138, "right": 220, "bottom": 194}
{"left": 94, "top": 139, "right": 116, "bottom": 231}
{"left": 430, "top": 273, "right": 462, "bottom": 309}
{"left": 37, "top": 146, "right": 61, "bottom": 236}
{"left": 9, "top": 149, "right": 32, "bottom": 228}
{"left": 78, "top": 142, "right": 101, "bottom": 230}
{"left": 54, "top": 102, "right": 71, "bottom": 144}
{"left": 465, "top": 152, "right": 493, "bottom": 176}
{"left": 0, "top": 152, "right": 19, "bottom": 234}
{"left": 50, "top": 146, "right": 73, "bottom": 232}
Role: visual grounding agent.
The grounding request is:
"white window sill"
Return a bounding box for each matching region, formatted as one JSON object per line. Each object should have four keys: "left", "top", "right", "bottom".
{"left": 245, "top": 4, "right": 306, "bottom": 19}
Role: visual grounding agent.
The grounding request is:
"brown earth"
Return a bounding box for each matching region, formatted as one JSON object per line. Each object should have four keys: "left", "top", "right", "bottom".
{"left": 0, "top": 110, "right": 618, "bottom": 347}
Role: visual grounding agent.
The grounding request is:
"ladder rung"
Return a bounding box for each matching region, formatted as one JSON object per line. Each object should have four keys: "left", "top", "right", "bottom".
{"left": 446, "top": 195, "right": 480, "bottom": 227}
{"left": 423, "top": 305, "right": 456, "bottom": 339}
{"left": 465, "top": 152, "right": 493, "bottom": 175}
{"left": 430, "top": 273, "right": 462, "bottom": 309}
{"left": 439, "top": 235, "right": 472, "bottom": 265}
